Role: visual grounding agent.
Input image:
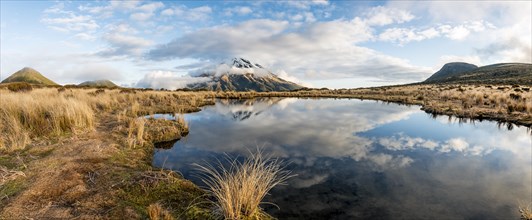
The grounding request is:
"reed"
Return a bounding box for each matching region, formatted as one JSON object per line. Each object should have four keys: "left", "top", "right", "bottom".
{"left": 194, "top": 150, "right": 293, "bottom": 219}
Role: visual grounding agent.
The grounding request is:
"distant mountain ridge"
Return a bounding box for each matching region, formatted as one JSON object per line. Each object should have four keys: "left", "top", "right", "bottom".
{"left": 79, "top": 80, "right": 118, "bottom": 88}
{"left": 186, "top": 58, "right": 304, "bottom": 91}
{"left": 1, "top": 67, "right": 58, "bottom": 86}
{"left": 425, "top": 62, "right": 478, "bottom": 83}
{"left": 424, "top": 62, "right": 532, "bottom": 85}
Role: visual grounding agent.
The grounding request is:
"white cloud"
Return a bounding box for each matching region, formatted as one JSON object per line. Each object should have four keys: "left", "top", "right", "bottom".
{"left": 364, "top": 6, "right": 414, "bottom": 26}
{"left": 387, "top": 1, "right": 531, "bottom": 63}
{"left": 439, "top": 25, "right": 470, "bottom": 40}
{"left": 379, "top": 21, "right": 493, "bottom": 45}
{"left": 291, "top": 14, "right": 304, "bottom": 21}
{"left": 136, "top": 71, "right": 211, "bottom": 90}
{"left": 43, "top": 2, "right": 66, "bottom": 14}
{"left": 388, "top": 1, "right": 529, "bottom": 25}
{"left": 78, "top": 1, "right": 141, "bottom": 18}
{"left": 130, "top": 2, "right": 164, "bottom": 21}
{"left": 97, "top": 24, "right": 153, "bottom": 57}
{"left": 282, "top": 0, "right": 329, "bottom": 9}
{"left": 41, "top": 13, "right": 99, "bottom": 33}
{"left": 138, "top": 2, "right": 164, "bottom": 12}
{"left": 475, "top": 37, "right": 532, "bottom": 64}
{"left": 161, "top": 5, "right": 212, "bottom": 21}
{"left": 224, "top": 6, "right": 253, "bottom": 16}
{"left": 74, "top": 33, "right": 96, "bottom": 41}
{"left": 277, "top": 70, "right": 313, "bottom": 87}
{"left": 148, "top": 18, "right": 431, "bottom": 84}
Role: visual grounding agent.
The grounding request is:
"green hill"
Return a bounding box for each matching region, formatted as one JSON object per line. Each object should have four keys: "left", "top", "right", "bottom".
{"left": 1, "top": 67, "right": 58, "bottom": 86}
{"left": 425, "top": 62, "right": 478, "bottom": 83}
{"left": 78, "top": 80, "right": 119, "bottom": 88}
{"left": 424, "top": 62, "right": 532, "bottom": 85}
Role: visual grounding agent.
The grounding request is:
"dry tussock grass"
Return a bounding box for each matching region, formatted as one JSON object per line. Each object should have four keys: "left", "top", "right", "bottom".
{"left": 0, "top": 166, "right": 25, "bottom": 187}
{"left": 0, "top": 88, "right": 217, "bottom": 152}
{"left": 520, "top": 204, "right": 532, "bottom": 220}
{"left": 194, "top": 150, "right": 293, "bottom": 219}
{"left": 0, "top": 89, "right": 94, "bottom": 151}
{"left": 148, "top": 203, "right": 174, "bottom": 220}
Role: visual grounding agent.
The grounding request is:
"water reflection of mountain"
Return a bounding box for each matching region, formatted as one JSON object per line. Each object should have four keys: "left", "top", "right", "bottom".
{"left": 153, "top": 98, "right": 531, "bottom": 219}
{"left": 215, "top": 97, "right": 287, "bottom": 121}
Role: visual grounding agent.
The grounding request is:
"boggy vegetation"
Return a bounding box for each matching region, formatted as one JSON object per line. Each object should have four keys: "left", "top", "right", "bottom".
{"left": 0, "top": 88, "right": 215, "bottom": 219}
{"left": 1, "top": 84, "right": 530, "bottom": 219}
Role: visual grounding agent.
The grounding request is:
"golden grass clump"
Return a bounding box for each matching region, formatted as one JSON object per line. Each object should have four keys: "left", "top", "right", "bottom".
{"left": 194, "top": 150, "right": 293, "bottom": 219}
{"left": 520, "top": 204, "right": 532, "bottom": 220}
{"left": 148, "top": 203, "right": 174, "bottom": 220}
{"left": 0, "top": 89, "right": 94, "bottom": 152}
{"left": 126, "top": 118, "right": 146, "bottom": 148}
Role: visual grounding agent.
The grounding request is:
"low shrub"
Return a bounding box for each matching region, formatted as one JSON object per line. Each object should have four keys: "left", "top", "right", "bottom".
{"left": 7, "top": 82, "right": 32, "bottom": 92}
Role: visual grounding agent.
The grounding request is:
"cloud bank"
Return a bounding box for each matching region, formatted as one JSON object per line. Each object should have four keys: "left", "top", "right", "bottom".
{"left": 135, "top": 71, "right": 211, "bottom": 90}
{"left": 147, "top": 17, "right": 432, "bottom": 85}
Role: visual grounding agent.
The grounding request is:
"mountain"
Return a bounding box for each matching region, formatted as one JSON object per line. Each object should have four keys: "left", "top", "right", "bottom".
{"left": 424, "top": 62, "right": 532, "bottom": 85}
{"left": 425, "top": 62, "right": 478, "bottom": 83}
{"left": 1, "top": 67, "right": 58, "bottom": 86}
{"left": 186, "top": 58, "right": 304, "bottom": 92}
{"left": 78, "top": 80, "right": 119, "bottom": 88}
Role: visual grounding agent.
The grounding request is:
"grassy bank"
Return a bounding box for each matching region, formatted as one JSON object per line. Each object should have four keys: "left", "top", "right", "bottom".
{"left": 0, "top": 87, "right": 216, "bottom": 219}
{"left": 211, "top": 84, "right": 532, "bottom": 127}
{"left": 1, "top": 84, "right": 530, "bottom": 218}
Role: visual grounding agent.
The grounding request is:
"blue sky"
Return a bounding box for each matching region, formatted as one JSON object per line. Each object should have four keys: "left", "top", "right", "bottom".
{"left": 1, "top": 1, "right": 531, "bottom": 89}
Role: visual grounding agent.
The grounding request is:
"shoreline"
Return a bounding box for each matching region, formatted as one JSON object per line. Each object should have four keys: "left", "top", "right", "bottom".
{"left": 1, "top": 84, "right": 531, "bottom": 218}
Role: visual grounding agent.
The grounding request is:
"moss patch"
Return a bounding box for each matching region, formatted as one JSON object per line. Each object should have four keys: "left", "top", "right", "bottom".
{"left": 0, "top": 178, "right": 27, "bottom": 205}
{"left": 116, "top": 170, "right": 213, "bottom": 219}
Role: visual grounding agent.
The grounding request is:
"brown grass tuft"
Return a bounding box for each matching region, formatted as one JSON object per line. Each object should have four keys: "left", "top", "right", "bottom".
{"left": 194, "top": 150, "right": 293, "bottom": 219}
{"left": 126, "top": 118, "right": 146, "bottom": 148}
{"left": 520, "top": 204, "right": 532, "bottom": 220}
{"left": 148, "top": 203, "right": 174, "bottom": 220}
{"left": 0, "top": 89, "right": 94, "bottom": 152}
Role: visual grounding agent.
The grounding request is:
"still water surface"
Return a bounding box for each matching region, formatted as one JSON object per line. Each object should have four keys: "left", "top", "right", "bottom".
{"left": 152, "top": 98, "right": 531, "bottom": 219}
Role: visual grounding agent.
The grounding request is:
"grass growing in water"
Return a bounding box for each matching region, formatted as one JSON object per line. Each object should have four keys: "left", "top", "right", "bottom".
{"left": 520, "top": 204, "right": 532, "bottom": 220}
{"left": 194, "top": 150, "right": 294, "bottom": 219}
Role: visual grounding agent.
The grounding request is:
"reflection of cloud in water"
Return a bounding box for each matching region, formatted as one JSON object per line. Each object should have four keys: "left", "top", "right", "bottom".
{"left": 210, "top": 98, "right": 289, "bottom": 121}
{"left": 276, "top": 97, "right": 298, "bottom": 109}
{"left": 377, "top": 130, "right": 530, "bottom": 160}
{"left": 154, "top": 98, "right": 532, "bottom": 219}
{"left": 368, "top": 153, "right": 414, "bottom": 170}
{"left": 183, "top": 98, "right": 419, "bottom": 168}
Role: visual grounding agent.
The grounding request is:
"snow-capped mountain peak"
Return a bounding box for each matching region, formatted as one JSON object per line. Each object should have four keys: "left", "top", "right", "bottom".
{"left": 230, "top": 58, "right": 264, "bottom": 69}
{"left": 191, "top": 57, "right": 274, "bottom": 78}
{"left": 185, "top": 57, "right": 304, "bottom": 91}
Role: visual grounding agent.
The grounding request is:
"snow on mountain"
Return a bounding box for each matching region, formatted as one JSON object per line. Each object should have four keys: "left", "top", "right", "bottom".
{"left": 136, "top": 58, "right": 304, "bottom": 91}
{"left": 189, "top": 58, "right": 274, "bottom": 78}
{"left": 186, "top": 58, "right": 304, "bottom": 91}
